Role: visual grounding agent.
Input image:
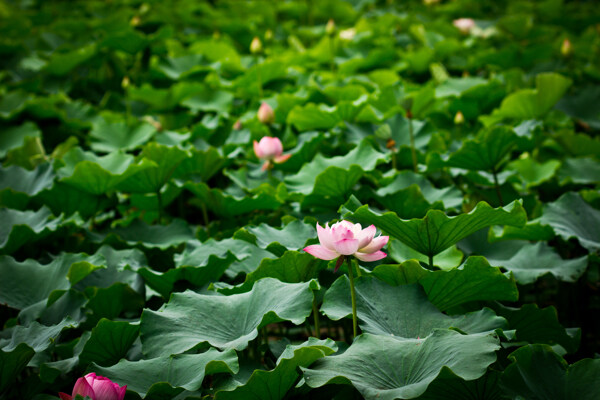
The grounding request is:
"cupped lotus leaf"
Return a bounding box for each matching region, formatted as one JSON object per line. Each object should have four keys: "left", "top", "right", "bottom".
{"left": 215, "top": 338, "right": 337, "bottom": 400}
{"left": 57, "top": 147, "right": 154, "bottom": 195}
{"left": 0, "top": 344, "right": 35, "bottom": 394}
{"left": 558, "top": 157, "right": 600, "bottom": 185}
{"left": 38, "top": 182, "right": 113, "bottom": 219}
{"left": 116, "top": 143, "right": 188, "bottom": 194}
{"left": 485, "top": 241, "right": 588, "bottom": 285}
{"left": 342, "top": 196, "right": 526, "bottom": 258}
{"left": 91, "top": 219, "right": 195, "bottom": 250}
{"left": 500, "top": 345, "right": 600, "bottom": 400}
{"left": 93, "top": 348, "right": 239, "bottom": 398}
{"left": 173, "top": 146, "right": 229, "bottom": 182}
{"left": 286, "top": 140, "right": 387, "bottom": 195}
{"left": 487, "top": 221, "right": 555, "bottom": 243}
{"left": 0, "top": 122, "right": 41, "bottom": 158}
{"left": 89, "top": 119, "right": 156, "bottom": 153}
{"left": 0, "top": 163, "right": 55, "bottom": 208}
{"left": 446, "top": 126, "right": 518, "bottom": 172}
{"left": 79, "top": 319, "right": 139, "bottom": 367}
{"left": 140, "top": 279, "right": 317, "bottom": 356}
{"left": 235, "top": 60, "right": 289, "bottom": 97}
{"left": 321, "top": 277, "right": 507, "bottom": 338}
{"left": 492, "top": 303, "right": 580, "bottom": 354}
{"left": 302, "top": 330, "right": 500, "bottom": 400}
{"left": 185, "top": 181, "right": 282, "bottom": 217}
{"left": 0, "top": 91, "right": 32, "bottom": 120}
{"left": 44, "top": 43, "right": 96, "bottom": 75}
{"left": 540, "top": 192, "right": 600, "bottom": 251}
{"left": 388, "top": 240, "right": 464, "bottom": 270}
{"left": 0, "top": 318, "right": 75, "bottom": 353}
{"left": 287, "top": 103, "right": 346, "bottom": 131}
{"left": 415, "top": 368, "right": 503, "bottom": 400}
{"left": 180, "top": 89, "right": 234, "bottom": 115}
{"left": 156, "top": 54, "right": 213, "bottom": 80}
{"left": 0, "top": 207, "right": 61, "bottom": 254}
{"left": 234, "top": 220, "right": 316, "bottom": 255}
{"left": 506, "top": 157, "right": 560, "bottom": 188}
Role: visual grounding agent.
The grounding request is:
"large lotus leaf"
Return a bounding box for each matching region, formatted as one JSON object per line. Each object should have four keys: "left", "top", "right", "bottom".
{"left": 186, "top": 182, "right": 282, "bottom": 217}
{"left": 375, "top": 171, "right": 463, "bottom": 216}
{"left": 0, "top": 163, "right": 55, "bottom": 208}
{"left": 99, "top": 29, "right": 147, "bottom": 54}
{"left": 127, "top": 82, "right": 205, "bottom": 111}
{"left": 0, "top": 343, "right": 35, "bottom": 394}
{"left": 487, "top": 221, "right": 555, "bottom": 243}
{"left": 276, "top": 131, "right": 325, "bottom": 172}
{"left": 485, "top": 241, "right": 588, "bottom": 285}
{"left": 385, "top": 114, "right": 433, "bottom": 151}
{"left": 539, "top": 192, "right": 600, "bottom": 251}
{"left": 45, "top": 44, "right": 96, "bottom": 75}
{"left": 485, "top": 72, "right": 572, "bottom": 121}
{"left": 492, "top": 303, "right": 580, "bottom": 354}
{"left": 156, "top": 54, "right": 213, "bottom": 80}
{"left": 85, "top": 283, "right": 144, "bottom": 327}
{"left": 91, "top": 219, "right": 195, "bottom": 250}
{"left": 40, "top": 331, "right": 90, "bottom": 384}
{"left": 0, "top": 207, "right": 61, "bottom": 254}
{"left": 0, "top": 122, "right": 41, "bottom": 158}
{"left": 89, "top": 119, "right": 156, "bottom": 154}
{"left": 174, "top": 146, "right": 229, "bottom": 182}
{"left": 215, "top": 338, "right": 337, "bottom": 400}
{"left": 370, "top": 260, "right": 429, "bottom": 286}
{"left": 0, "top": 91, "right": 32, "bottom": 120}
{"left": 79, "top": 319, "right": 139, "bottom": 367}
{"left": 235, "top": 60, "right": 289, "bottom": 97}
{"left": 388, "top": 240, "right": 464, "bottom": 270}
{"left": 416, "top": 368, "right": 503, "bottom": 400}
{"left": 234, "top": 220, "right": 316, "bottom": 255}
{"left": 287, "top": 103, "right": 343, "bottom": 131}
{"left": 216, "top": 251, "right": 326, "bottom": 295}
{"left": 501, "top": 344, "right": 600, "bottom": 400}
{"left": 558, "top": 157, "right": 600, "bottom": 185}
{"left": 286, "top": 140, "right": 387, "bottom": 195}
{"left": 506, "top": 158, "right": 560, "bottom": 188}
{"left": 141, "top": 279, "right": 317, "bottom": 356}
{"left": 176, "top": 238, "right": 275, "bottom": 279}
{"left": 93, "top": 348, "right": 239, "bottom": 398}
{"left": 555, "top": 131, "right": 600, "bottom": 157}
{"left": 0, "top": 252, "right": 106, "bottom": 310}
{"left": 38, "top": 182, "right": 112, "bottom": 219}
{"left": 0, "top": 318, "right": 75, "bottom": 353}
{"left": 342, "top": 196, "right": 526, "bottom": 258}
{"left": 556, "top": 85, "right": 600, "bottom": 130}
{"left": 446, "top": 126, "right": 518, "bottom": 172}
{"left": 181, "top": 89, "right": 234, "bottom": 115}
{"left": 435, "top": 77, "right": 488, "bottom": 98}
{"left": 302, "top": 330, "right": 500, "bottom": 400}
{"left": 321, "top": 277, "right": 507, "bottom": 338}
{"left": 57, "top": 147, "right": 154, "bottom": 195}
{"left": 116, "top": 143, "right": 188, "bottom": 194}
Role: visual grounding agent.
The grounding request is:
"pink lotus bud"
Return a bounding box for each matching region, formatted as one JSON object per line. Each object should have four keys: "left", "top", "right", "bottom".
{"left": 303, "top": 221, "right": 388, "bottom": 267}
{"left": 561, "top": 38, "right": 572, "bottom": 56}
{"left": 453, "top": 18, "right": 475, "bottom": 34}
{"left": 325, "top": 19, "right": 336, "bottom": 36}
{"left": 257, "top": 102, "right": 275, "bottom": 124}
{"left": 59, "top": 373, "right": 126, "bottom": 400}
{"left": 233, "top": 119, "right": 242, "bottom": 130}
{"left": 253, "top": 136, "right": 290, "bottom": 170}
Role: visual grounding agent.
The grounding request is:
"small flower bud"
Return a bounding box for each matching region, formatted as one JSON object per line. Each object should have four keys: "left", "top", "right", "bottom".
{"left": 130, "top": 16, "right": 141, "bottom": 26}
{"left": 326, "top": 19, "right": 336, "bottom": 36}
{"left": 561, "top": 38, "right": 572, "bottom": 57}
{"left": 454, "top": 110, "right": 465, "bottom": 125}
{"left": 233, "top": 120, "right": 242, "bottom": 130}
{"left": 121, "top": 76, "right": 130, "bottom": 89}
{"left": 250, "top": 37, "right": 262, "bottom": 54}
{"left": 257, "top": 102, "right": 275, "bottom": 124}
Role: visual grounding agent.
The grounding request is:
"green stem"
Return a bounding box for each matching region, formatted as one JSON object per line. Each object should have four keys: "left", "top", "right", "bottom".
{"left": 408, "top": 116, "right": 418, "bottom": 172}
{"left": 392, "top": 151, "right": 397, "bottom": 170}
{"left": 201, "top": 202, "right": 209, "bottom": 233}
{"left": 255, "top": 55, "right": 263, "bottom": 99}
{"left": 156, "top": 190, "right": 163, "bottom": 223}
{"left": 428, "top": 254, "right": 434, "bottom": 270}
{"left": 346, "top": 258, "right": 358, "bottom": 340}
{"left": 312, "top": 295, "right": 320, "bottom": 338}
{"left": 329, "top": 36, "right": 335, "bottom": 72}
{"left": 492, "top": 168, "right": 504, "bottom": 206}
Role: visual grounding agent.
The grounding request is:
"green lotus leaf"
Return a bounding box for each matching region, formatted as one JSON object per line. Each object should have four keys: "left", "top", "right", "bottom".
{"left": 0, "top": 318, "right": 75, "bottom": 353}
{"left": 446, "top": 126, "right": 518, "bottom": 172}
{"left": 303, "top": 330, "right": 500, "bottom": 400}
{"left": 506, "top": 157, "right": 560, "bottom": 188}
{"left": 388, "top": 240, "right": 464, "bottom": 270}
{"left": 342, "top": 196, "right": 526, "bottom": 259}
{"left": 234, "top": 219, "right": 316, "bottom": 255}
{"left": 0, "top": 207, "right": 62, "bottom": 254}
{"left": 93, "top": 348, "right": 239, "bottom": 398}
{"left": 91, "top": 219, "right": 195, "bottom": 250}
{"left": 0, "top": 163, "right": 55, "bottom": 209}
{"left": 321, "top": 277, "right": 506, "bottom": 338}
{"left": 79, "top": 319, "right": 139, "bottom": 367}
{"left": 45, "top": 43, "right": 96, "bottom": 75}
{"left": 89, "top": 119, "right": 156, "bottom": 153}
{"left": 501, "top": 344, "right": 600, "bottom": 400}
{"left": 557, "top": 157, "right": 600, "bottom": 185}
{"left": 540, "top": 192, "right": 600, "bottom": 251}
{"left": 0, "top": 343, "right": 35, "bottom": 394}
{"left": 173, "top": 146, "right": 229, "bottom": 182}
{"left": 0, "top": 122, "right": 41, "bottom": 158}
{"left": 140, "top": 278, "right": 317, "bottom": 356}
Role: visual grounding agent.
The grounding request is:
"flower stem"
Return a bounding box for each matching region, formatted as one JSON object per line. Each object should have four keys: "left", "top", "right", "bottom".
{"left": 255, "top": 55, "right": 263, "bottom": 99}
{"left": 312, "top": 295, "right": 320, "bottom": 338}
{"left": 492, "top": 168, "right": 504, "bottom": 206}
{"left": 408, "top": 115, "right": 418, "bottom": 173}
{"left": 428, "top": 253, "right": 434, "bottom": 270}
{"left": 329, "top": 36, "right": 335, "bottom": 72}
{"left": 346, "top": 257, "right": 358, "bottom": 340}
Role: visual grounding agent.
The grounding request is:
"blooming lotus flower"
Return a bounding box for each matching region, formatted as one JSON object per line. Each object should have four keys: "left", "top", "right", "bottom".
{"left": 453, "top": 18, "right": 475, "bottom": 33}
{"left": 257, "top": 102, "right": 275, "bottom": 124}
{"left": 253, "top": 136, "right": 291, "bottom": 170}
{"left": 59, "top": 373, "right": 126, "bottom": 400}
{"left": 304, "top": 221, "right": 388, "bottom": 266}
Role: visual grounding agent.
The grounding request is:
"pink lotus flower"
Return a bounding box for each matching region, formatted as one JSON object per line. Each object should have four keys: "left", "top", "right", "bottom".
{"left": 453, "top": 18, "right": 475, "bottom": 33}
{"left": 253, "top": 136, "right": 291, "bottom": 171}
{"left": 304, "top": 221, "right": 388, "bottom": 267}
{"left": 59, "top": 373, "right": 126, "bottom": 400}
{"left": 257, "top": 102, "right": 275, "bottom": 124}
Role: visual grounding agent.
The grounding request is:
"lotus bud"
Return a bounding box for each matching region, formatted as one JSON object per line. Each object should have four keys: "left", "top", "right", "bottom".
{"left": 454, "top": 110, "right": 465, "bottom": 125}
{"left": 59, "top": 373, "right": 126, "bottom": 400}
{"left": 257, "top": 102, "right": 275, "bottom": 125}
{"left": 130, "top": 16, "right": 141, "bottom": 26}
{"left": 453, "top": 18, "right": 475, "bottom": 34}
{"left": 250, "top": 36, "right": 262, "bottom": 54}
{"left": 121, "top": 76, "right": 130, "bottom": 89}
{"left": 233, "top": 120, "right": 242, "bottom": 130}
{"left": 326, "top": 19, "right": 336, "bottom": 36}
{"left": 253, "top": 136, "right": 291, "bottom": 170}
{"left": 561, "top": 38, "right": 572, "bottom": 57}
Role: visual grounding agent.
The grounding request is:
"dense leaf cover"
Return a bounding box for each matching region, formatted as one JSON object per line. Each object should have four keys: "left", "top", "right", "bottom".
{"left": 1, "top": 0, "right": 599, "bottom": 399}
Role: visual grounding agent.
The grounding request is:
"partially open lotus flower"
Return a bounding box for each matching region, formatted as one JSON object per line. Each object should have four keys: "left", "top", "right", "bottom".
{"left": 257, "top": 102, "right": 275, "bottom": 124}
{"left": 253, "top": 136, "right": 291, "bottom": 170}
{"left": 453, "top": 18, "right": 475, "bottom": 33}
{"left": 59, "top": 373, "right": 126, "bottom": 400}
{"left": 304, "top": 221, "right": 388, "bottom": 268}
